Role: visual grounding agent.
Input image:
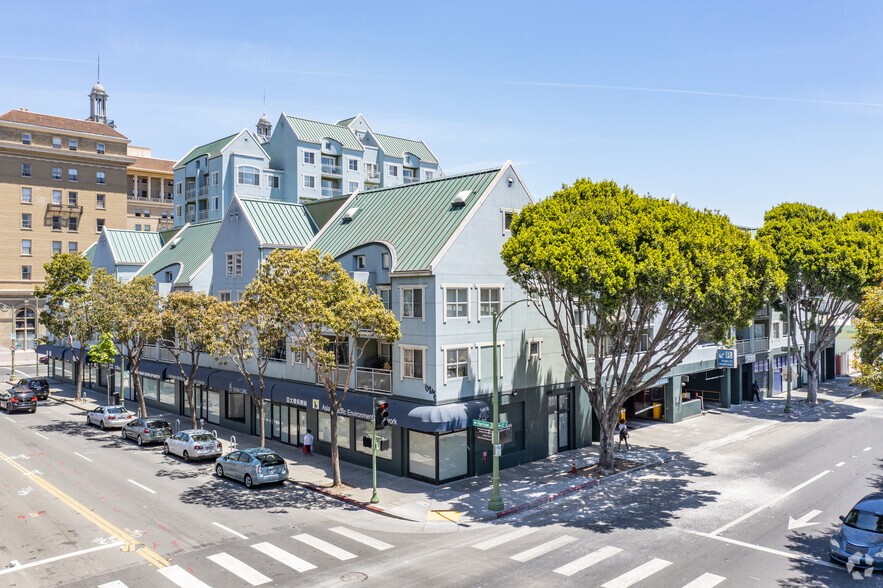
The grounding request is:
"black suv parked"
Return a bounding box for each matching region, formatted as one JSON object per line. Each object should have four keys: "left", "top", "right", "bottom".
{"left": 0, "top": 388, "right": 36, "bottom": 413}
{"left": 13, "top": 378, "right": 49, "bottom": 400}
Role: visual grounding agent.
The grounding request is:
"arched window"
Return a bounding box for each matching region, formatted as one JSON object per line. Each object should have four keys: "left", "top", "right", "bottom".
{"left": 15, "top": 307, "right": 35, "bottom": 350}
{"left": 237, "top": 166, "right": 260, "bottom": 186}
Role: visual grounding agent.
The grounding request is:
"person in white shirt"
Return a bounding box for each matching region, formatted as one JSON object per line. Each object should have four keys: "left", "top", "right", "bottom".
{"left": 303, "top": 429, "right": 314, "bottom": 456}
{"left": 616, "top": 419, "right": 629, "bottom": 452}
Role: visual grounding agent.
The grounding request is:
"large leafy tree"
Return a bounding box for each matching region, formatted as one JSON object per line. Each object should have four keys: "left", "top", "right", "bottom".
{"left": 855, "top": 283, "right": 883, "bottom": 393}
{"left": 90, "top": 272, "right": 162, "bottom": 417}
{"left": 34, "top": 254, "right": 95, "bottom": 401}
{"left": 502, "top": 179, "right": 781, "bottom": 472}
{"left": 256, "top": 249, "right": 401, "bottom": 487}
{"left": 159, "top": 291, "right": 222, "bottom": 429}
{"left": 758, "top": 204, "right": 883, "bottom": 405}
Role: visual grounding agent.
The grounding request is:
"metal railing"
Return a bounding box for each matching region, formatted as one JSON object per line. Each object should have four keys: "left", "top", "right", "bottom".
{"left": 365, "top": 171, "right": 380, "bottom": 182}
{"left": 185, "top": 212, "right": 196, "bottom": 223}
{"left": 322, "top": 163, "right": 342, "bottom": 176}
{"left": 403, "top": 175, "right": 419, "bottom": 184}
{"left": 754, "top": 337, "right": 769, "bottom": 352}
{"left": 734, "top": 339, "right": 751, "bottom": 355}
{"left": 197, "top": 210, "right": 209, "bottom": 221}
{"left": 322, "top": 187, "right": 343, "bottom": 198}
{"left": 198, "top": 186, "right": 209, "bottom": 197}
{"left": 356, "top": 367, "right": 392, "bottom": 394}
{"left": 185, "top": 189, "right": 196, "bottom": 200}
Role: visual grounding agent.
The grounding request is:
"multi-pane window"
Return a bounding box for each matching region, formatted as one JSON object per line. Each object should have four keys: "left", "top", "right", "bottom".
{"left": 445, "top": 348, "right": 469, "bottom": 380}
{"left": 134, "top": 208, "right": 141, "bottom": 217}
{"left": 291, "top": 349, "right": 308, "bottom": 365}
{"left": 21, "top": 164, "right": 31, "bottom": 177}
{"left": 96, "top": 218, "right": 105, "bottom": 232}
{"left": 21, "top": 240, "right": 31, "bottom": 255}
{"left": 21, "top": 133, "right": 31, "bottom": 145}
{"left": 21, "top": 187, "right": 31, "bottom": 203}
{"left": 403, "top": 347, "right": 424, "bottom": 379}
{"left": 218, "top": 291, "right": 232, "bottom": 302}
{"left": 96, "top": 143, "right": 105, "bottom": 154}
{"left": 96, "top": 193, "right": 105, "bottom": 209}
{"left": 68, "top": 192, "right": 78, "bottom": 206}
{"left": 269, "top": 175, "right": 280, "bottom": 188}
{"left": 348, "top": 181, "right": 359, "bottom": 193}
{"left": 354, "top": 255, "right": 366, "bottom": 270}
{"left": 52, "top": 190, "right": 62, "bottom": 205}
{"left": 303, "top": 175, "right": 316, "bottom": 188}
{"left": 388, "top": 164, "right": 399, "bottom": 177}
{"left": 402, "top": 287, "right": 423, "bottom": 318}
{"left": 96, "top": 171, "right": 105, "bottom": 184}
{"left": 52, "top": 137, "right": 61, "bottom": 149}
{"left": 51, "top": 216, "right": 61, "bottom": 230}
{"left": 425, "top": 171, "right": 434, "bottom": 180}
{"left": 237, "top": 166, "right": 260, "bottom": 186}
{"left": 527, "top": 339, "right": 542, "bottom": 359}
{"left": 303, "top": 151, "right": 315, "bottom": 164}
{"left": 365, "top": 162, "right": 378, "bottom": 177}
{"left": 69, "top": 139, "right": 77, "bottom": 151}
{"left": 52, "top": 167, "right": 61, "bottom": 180}
{"left": 445, "top": 288, "right": 469, "bottom": 319}
{"left": 378, "top": 287, "right": 391, "bottom": 310}
{"left": 503, "top": 211, "right": 514, "bottom": 231}
{"left": 134, "top": 224, "right": 141, "bottom": 231}
{"left": 479, "top": 287, "right": 502, "bottom": 318}
{"left": 212, "top": 197, "right": 219, "bottom": 210}
{"left": 68, "top": 168, "right": 78, "bottom": 181}
{"left": 211, "top": 171, "right": 219, "bottom": 186}
{"left": 21, "top": 266, "right": 31, "bottom": 281}
{"left": 52, "top": 241, "right": 62, "bottom": 255}
{"left": 176, "top": 182, "right": 182, "bottom": 195}
{"left": 382, "top": 252, "right": 390, "bottom": 269}
{"left": 68, "top": 217, "right": 78, "bottom": 231}
{"left": 348, "top": 159, "right": 358, "bottom": 171}
{"left": 144, "top": 209, "right": 150, "bottom": 217}
{"left": 226, "top": 252, "right": 243, "bottom": 277}
{"left": 68, "top": 242, "right": 78, "bottom": 253}
{"left": 21, "top": 213, "right": 32, "bottom": 229}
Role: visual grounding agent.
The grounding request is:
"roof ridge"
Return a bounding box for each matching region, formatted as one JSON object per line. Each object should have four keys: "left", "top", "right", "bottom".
{"left": 354, "top": 167, "right": 501, "bottom": 196}
{"left": 238, "top": 196, "right": 304, "bottom": 206}
{"left": 286, "top": 114, "right": 349, "bottom": 127}
{"left": 374, "top": 131, "right": 425, "bottom": 142}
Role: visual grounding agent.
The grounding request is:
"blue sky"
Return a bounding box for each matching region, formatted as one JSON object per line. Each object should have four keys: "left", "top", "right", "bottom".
{"left": 4, "top": 1, "right": 882, "bottom": 227}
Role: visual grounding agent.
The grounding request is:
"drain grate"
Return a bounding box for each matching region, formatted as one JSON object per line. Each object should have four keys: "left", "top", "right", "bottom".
{"left": 341, "top": 572, "right": 368, "bottom": 583}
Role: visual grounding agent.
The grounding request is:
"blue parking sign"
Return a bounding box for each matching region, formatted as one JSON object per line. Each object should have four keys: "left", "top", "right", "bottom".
{"left": 717, "top": 349, "right": 736, "bottom": 368}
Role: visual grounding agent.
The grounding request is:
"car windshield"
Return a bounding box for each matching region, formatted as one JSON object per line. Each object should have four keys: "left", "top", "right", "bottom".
{"left": 844, "top": 509, "right": 883, "bottom": 533}
{"left": 191, "top": 434, "right": 214, "bottom": 442}
{"left": 106, "top": 407, "right": 127, "bottom": 414}
{"left": 146, "top": 420, "right": 170, "bottom": 429}
{"left": 254, "top": 453, "right": 284, "bottom": 466}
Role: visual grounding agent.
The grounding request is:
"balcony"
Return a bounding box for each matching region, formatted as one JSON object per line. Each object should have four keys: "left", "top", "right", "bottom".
{"left": 197, "top": 210, "right": 209, "bottom": 221}
{"left": 356, "top": 367, "right": 392, "bottom": 394}
{"left": 47, "top": 203, "right": 83, "bottom": 216}
{"left": 321, "top": 163, "right": 342, "bottom": 176}
{"left": 365, "top": 171, "right": 380, "bottom": 183}
{"left": 185, "top": 189, "right": 196, "bottom": 200}
{"left": 754, "top": 337, "right": 769, "bottom": 352}
{"left": 734, "top": 339, "right": 751, "bottom": 355}
{"left": 185, "top": 212, "right": 196, "bottom": 223}
{"left": 198, "top": 186, "right": 209, "bottom": 197}
{"left": 322, "top": 187, "right": 342, "bottom": 198}
{"left": 403, "top": 175, "right": 419, "bottom": 184}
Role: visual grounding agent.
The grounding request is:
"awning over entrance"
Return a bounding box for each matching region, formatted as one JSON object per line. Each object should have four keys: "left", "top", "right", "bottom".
{"left": 36, "top": 343, "right": 68, "bottom": 358}
{"left": 206, "top": 370, "right": 262, "bottom": 395}
{"left": 270, "top": 379, "right": 374, "bottom": 421}
{"left": 166, "top": 365, "right": 217, "bottom": 387}
{"left": 386, "top": 400, "right": 489, "bottom": 433}
{"left": 134, "top": 360, "right": 169, "bottom": 380}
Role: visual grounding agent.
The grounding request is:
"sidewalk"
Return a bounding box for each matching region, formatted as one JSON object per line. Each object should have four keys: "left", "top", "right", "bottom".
{"left": 35, "top": 375, "right": 873, "bottom": 525}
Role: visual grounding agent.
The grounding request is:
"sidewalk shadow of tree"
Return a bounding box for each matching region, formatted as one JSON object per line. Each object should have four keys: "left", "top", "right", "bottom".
{"left": 777, "top": 526, "right": 856, "bottom": 587}
{"left": 31, "top": 420, "right": 147, "bottom": 452}
{"left": 177, "top": 477, "right": 358, "bottom": 513}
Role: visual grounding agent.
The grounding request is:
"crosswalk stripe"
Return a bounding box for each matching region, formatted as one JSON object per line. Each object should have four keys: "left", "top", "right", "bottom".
{"left": 602, "top": 558, "right": 672, "bottom": 588}
{"left": 98, "top": 582, "right": 129, "bottom": 588}
{"left": 329, "top": 526, "right": 393, "bottom": 551}
{"left": 510, "top": 535, "right": 577, "bottom": 562}
{"left": 157, "top": 565, "right": 213, "bottom": 588}
{"left": 553, "top": 546, "right": 622, "bottom": 577}
{"left": 252, "top": 542, "right": 316, "bottom": 573}
{"left": 472, "top": 527, "right": 538, "bottom": 551}
{"left": 682, "top": 572, "right": 726, "bottom": 588}
{"left": 207, "top": 552, "right": 271, "bottom": 586}
{"left": 292, "top": 533, "right": 357, "bottom": 560}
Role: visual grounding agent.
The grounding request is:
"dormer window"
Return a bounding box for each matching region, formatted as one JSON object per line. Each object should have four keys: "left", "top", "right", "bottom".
{"left": 354, "top": 255, "right": 366, "bottom": 270}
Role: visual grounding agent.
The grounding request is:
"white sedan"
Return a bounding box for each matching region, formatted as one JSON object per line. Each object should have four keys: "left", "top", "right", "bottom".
{"left": 163, "top": 429, "right": 223, "bottom": 462}
{"left": 85, "top": 406, "right": 135, "bottom": 430}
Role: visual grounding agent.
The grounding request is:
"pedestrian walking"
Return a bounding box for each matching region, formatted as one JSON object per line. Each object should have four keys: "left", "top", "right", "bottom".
{"left": 303, "top": 429, "right": 314, "bottom": 456}
{"left": 616, "top": 418, "right": 630, "bottom": 452}
{"left": 752, "top": 381, "right": 761, "bottom": 402}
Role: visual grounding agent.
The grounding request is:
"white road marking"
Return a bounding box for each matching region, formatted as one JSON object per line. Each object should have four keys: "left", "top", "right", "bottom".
{"left": 681, "top": 572, "right": 726, "bottom": 588}
{"left": 682, "top": 529, "right": 840, "bottom": 569}
{"left": 292, "top": 533, "right": 356, "bottom": 560}
{"left": 710, "top": 470, "right": 830, "bottom": 536}
{"left": 835, "top": 461, "right": 846, "bottom": 467}
{"left": 4, "top": 416, "right": 15, "bottom": 423}
{"left": 472, "top": 527, "right": 537, "bottom": 550}
{"left": 157, "top": 565, "right": 212, "bottom": 587}
{"left": 510, "top": 535, "right": 577, "bottom": 562}
{"left": 127, "top": 479, "right": 157, "bottom": 494}
{"left": 33, "top": 431, "right": 48, "bottom": 440}
{"left": 863, "top": 447, "right": 872, "bottom": 452}
{"left": 328, "top": 526, "right": 393, "bottom": 550}
{"left": 252, "top": 542, "right": 315, "bottom": 573}
{"left": 74, "top": 452, "right": 92, "bottom": 462}
{"left": 212, "top": 521, "right": 248, "bottom": 540}
{"left": 602, "top": 558, "right": 671, "bottom": 588}
{"left": 98, "top": 582, "right": 130, "bottom": 588}
{"left": 0, "top": 541, "right": 123, "bottom": 575}
{"left": 554, "top": 546, "right": 622, "bottom": 577}
{"left": 788, "top": 509, "right": 822, "bottom": 530}
{"left": 207, "top": 552, "right": 271, "bottom": 586}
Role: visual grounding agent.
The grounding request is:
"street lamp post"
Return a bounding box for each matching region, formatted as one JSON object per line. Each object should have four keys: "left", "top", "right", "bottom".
{"left": 784, "top": 299, "right": 792, "bottom": 414}
{"left": 488, "top": 298, "right": 529, "bottom": 512}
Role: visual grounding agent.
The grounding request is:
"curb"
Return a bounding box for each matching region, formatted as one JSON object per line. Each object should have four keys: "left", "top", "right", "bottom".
{"left": 293, "top": 481, "right": 418, "bottom": 522}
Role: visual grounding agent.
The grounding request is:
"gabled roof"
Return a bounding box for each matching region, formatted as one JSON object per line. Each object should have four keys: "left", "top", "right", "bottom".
{"left": 373, "top": 133, "right": 438, "bottom": 164}
{"left": 285, "top": 115, "right": 363, "bottom": 151}
{"left": 103, "top": 229, "right": 165, "bottom": 265}
{"left": 308, "top": 168, "right": 500, "bottom": 273}
{"left": 0, "top": 110, "right": 127, "bottom": 139}
{"left": 336, "top": 116, "right": 357, "bottom": 127}
{"left": 82, "top": 242, "right": 98, "bottom": 264}
{"left": 238, "top": 197, "right": 318, "bottom": 247}
{"left": 135, "top": 221, "right": 222, "bottom": 285}
{"left": 174, "top": 133, "right": 237, "bottom": 170}
{"left": 303, "top": 196, "right": 350, "bottom": 230}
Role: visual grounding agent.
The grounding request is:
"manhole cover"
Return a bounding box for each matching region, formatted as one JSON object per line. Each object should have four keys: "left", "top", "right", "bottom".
{"left": 340, "top": 572, "right": 368, "bottom": 583}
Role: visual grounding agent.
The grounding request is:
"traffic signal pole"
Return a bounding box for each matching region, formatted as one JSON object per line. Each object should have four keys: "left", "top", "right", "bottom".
{"left": 371, "top": 408, "right": 379, "bottom": 504}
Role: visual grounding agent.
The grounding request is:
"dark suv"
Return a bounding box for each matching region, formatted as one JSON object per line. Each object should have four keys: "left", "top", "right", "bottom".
{"left": 0, "top": 388, "right": 36, "bottom": 413}
{"left": 13, "top": 378, "right": 49, "bottom": 401}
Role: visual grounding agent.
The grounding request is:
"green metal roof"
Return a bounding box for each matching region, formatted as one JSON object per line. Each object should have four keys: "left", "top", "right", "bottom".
{"left": 82, "top": 242, "right": 97, "bottom": 265}
{"left": 303, "top": 196, "right": 350, "bottom": 230}
{"left": 336, "top": 116, "right": 356, "bottom": 127}
{"left": 239, "top": 198, "right": 318, "bottom": 247}
{"left": 309, "top": 169, "right": 500, "bottom": 272}
{"left": 286, "top": 116, "right": 362, "bottom": 151}
{"left": 135, "top": 220, "right": 222, "bottom": 285}
{"left": 104, "top": 230, "right": 164, "bottom": 264}
{"left": 373, "top": 133, "right": 438, "bottom": 164}
{"left": 174, "top": 133, "right": 237, "bottom": 170}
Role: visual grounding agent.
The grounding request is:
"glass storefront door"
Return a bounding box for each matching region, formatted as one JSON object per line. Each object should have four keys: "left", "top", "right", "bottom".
{"left": 548, "top": 393, "right": 570, "bottom": 454}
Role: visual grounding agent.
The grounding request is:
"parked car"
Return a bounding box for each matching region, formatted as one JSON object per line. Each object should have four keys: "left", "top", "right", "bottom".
{"left": 121, "top": 418, "right": 173, "bottom": 446}
{"left": 12, "top": 378, "right": 49, "bottom": 401}
{"left": 164, "top": 430, "right": 222, "bottom": 462}
{"left": 38, "top": 356, "right": 48, "bottom": 365}
{"left": 830, "top": 493, "right": 883, "bottom": 569}
{"left": 0, "top": 388, "right": 36, "bottom": 414}
{"left": 85, "top": 406, "right": 135, "bottom": 430}
{"left": 215, "top": 448, "right": 289, "bottom": 488}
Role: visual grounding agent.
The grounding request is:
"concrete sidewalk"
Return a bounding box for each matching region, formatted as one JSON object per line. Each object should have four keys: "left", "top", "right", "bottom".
{"left": 33, "top": 375, "right": 873, "bottom": 525}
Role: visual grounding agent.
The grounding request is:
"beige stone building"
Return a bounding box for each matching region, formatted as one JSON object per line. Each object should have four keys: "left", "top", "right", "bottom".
{"left": 126, "top": 146, "right": 175, "bottom": 231}
{"left": 0, "top": 86, "right": 131, "bottom": 350}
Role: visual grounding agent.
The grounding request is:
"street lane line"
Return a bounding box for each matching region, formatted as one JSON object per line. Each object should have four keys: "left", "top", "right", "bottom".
{"left": 292, "top": 533, "right": 356, "bottom": 560}
{"left": 863, "top": 447, "right": 872, "bottom": 452}
{"left": 0, "top": 541, "right": 123, "bottom": 576}
{"left": 4, "top": 416, "right": 15, "bottom": 423}
{"left": 74, "top": 452, "right": 92, "bottom": 462}
{"left": 681, "top": 572, "right": 726, "bottom": 588}
{"left": 602, "top": 558, "right": 671, "bottom": 588}
{"left": 709, "top": 470, "right": 830, "bottom": 536}
{"left": 554, "top": 546, "right": 622, "bottom": 577}
{"left": 207, "top": 553, "right": 271, "bottom": 586}
{"left": 212, "top": 521, "right": 247, "bottom": 540}
{"left": 472, "top": 527, "right": 537, "bottom": 550}
{"left": 98, "top": 582, "right": 129, "bottom": 588}
{"left": 33, "top": 432, "right": 48, "bottom": 440}
{"left": 252, "top": 542, "right": 315, "bottom": 572}
{"left": 835, "top": 462, "right": 845, "bottom": 467}
{"left": 329, "top": 526, "right": 393, "bottom": 550}
{"left": 128, "top": 479, "right": 157, "bottom": 494}
{"left": 682, "top": 529, "right": 840, "bottom": 570}
{"left": 510, "top": 535, "right": 577, "bottom": 562}
{"left": 157, "top": 565, "right": 212, "bottom": 588}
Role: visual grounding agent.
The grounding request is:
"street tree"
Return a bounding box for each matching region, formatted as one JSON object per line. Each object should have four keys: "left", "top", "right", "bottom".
{"left": 160, "top": 291, "right": 222, "bottom": 429}
{"left": 256, "top": 249, "right": 400, "bottom": 487}
{"left": 34, "top": 253, "right": 95, "bottom": 401}
{"left": 87, "top": 332, "right": 118, "bottom": 406}
{"left": 502, "top": 179, "right": 782, "bottom": 472}
{"left": 215, "top": 290, "right": 288, "bottom": 448}
{"left": 854, "top": 283, "right": 883, "bottom": 393}
{"left": 758, "top": 204, "right": 883, "bottom": 405}
{"left": 90, "top": 272, "right": 162, "bottom": 417}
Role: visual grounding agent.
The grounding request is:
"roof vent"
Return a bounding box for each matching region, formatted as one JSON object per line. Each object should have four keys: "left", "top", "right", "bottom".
{"left": 451, "top": 190, "right": 472, "bottom": 206}
{"left": 342, "top": 207, "right": 359, "bottom": 222}
{"left": 169, "top": 237, "right": 182, "bottom": 248}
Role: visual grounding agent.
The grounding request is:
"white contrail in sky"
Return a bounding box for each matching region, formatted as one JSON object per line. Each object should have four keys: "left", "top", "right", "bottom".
{"left": 0, "top": 55, "right": 94, "bottom": 64}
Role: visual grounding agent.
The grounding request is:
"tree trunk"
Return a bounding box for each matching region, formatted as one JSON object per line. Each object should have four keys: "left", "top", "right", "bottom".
{"left": 258, "top": 399, "right": 265, "bottom": 448}
{"left": 133, "top": 373, "right": 147, "bottom": 418}
{"left": 805, "top": 364, "right": 819, "bottom": 406}
{"left": 75, "top": 352, "right": 83, "bottom": 401}
{"left": 330, "top": 405, "right": 341, "bottom": 487}
{"left": 186, "top": 379, "right": 197, "bottom": 429}
{"left": 597, "top": 415, "right": 617, "bottom": 473}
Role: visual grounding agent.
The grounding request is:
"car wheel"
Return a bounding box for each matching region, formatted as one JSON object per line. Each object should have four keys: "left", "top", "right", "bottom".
{"left": 5, "top": 403, "right": 10, "bottom": 415}
{"left": 244, "top": 474, "right": 253, "bottom": 488}
{"left": 30, "top": 408, "right": 36, "bottom": 414}
{"left": 215, "top": 464, "right": 224, "bottom": 478}
{"left": 121, "top": 429, "right": 127, "bottom": 439}
{"left": 99, "top": 420, "right": 106, "bottom": 431}
{"left": 137, "top": 436, "right": 144, "bottom": 447}
{"left": 183, "top": 450, "right": 190, "bottom": 462}
{"left": 163, "top": 444, "right": 170, "bottom": 455}
{"left": 86, "top": 415, "right": 91, "bottom": 426}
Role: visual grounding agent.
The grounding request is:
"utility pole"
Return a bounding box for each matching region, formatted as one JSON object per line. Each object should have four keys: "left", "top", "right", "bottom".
{"left": 784, "top": 299, "right": 792, "bottom": 414}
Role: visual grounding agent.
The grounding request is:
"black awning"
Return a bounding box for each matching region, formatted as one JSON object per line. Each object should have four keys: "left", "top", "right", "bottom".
{"left": 134, "top": 360, "right": 168, "bottom": 380}
{"left": 270, "top": 380, "right": 374, "bottom": 421}
{"left": 386, "top": 399, "right": 490, "bottom": 433}
{"left": 206, "top": 369, "right": 265, "bottom": 395}
{"left": 37, "top": 344, "right": 67, "bottom": 358}
{"left": 165, "top": 364, "right": 217, "bottom": 387}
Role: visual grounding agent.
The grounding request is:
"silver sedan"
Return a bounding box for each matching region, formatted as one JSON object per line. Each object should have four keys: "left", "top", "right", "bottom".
{"left": 163, "top": 429, "right": 222, "bottom": 462}
{"left": 85, "top": 406, "right": 135, "bottom": 430}
{"left": 215, "top": 448, "right": 289, "bottom": 488}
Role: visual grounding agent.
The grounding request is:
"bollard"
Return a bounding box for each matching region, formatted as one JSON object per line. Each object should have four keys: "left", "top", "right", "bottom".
{"left": 229, "top": 435, "right": 236, "bottom": 451}
{"left": 570, "top": 459, "right": 577, "bottom": 474}
{"left": 175, "top": 419, "right": 180, "bottom": 432}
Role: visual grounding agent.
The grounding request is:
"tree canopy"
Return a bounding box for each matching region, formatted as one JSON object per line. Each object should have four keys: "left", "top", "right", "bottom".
{"left": 855, "top": 283, "right": 883, "bottom": 393}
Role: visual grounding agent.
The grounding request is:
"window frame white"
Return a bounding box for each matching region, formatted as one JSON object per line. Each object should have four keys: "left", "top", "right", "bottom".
{"left": 526, "top": 338, "right": 543, "bottom": 360}
{"left": 303, "top": 175, "right": 316, "bottom": 189}
{"left": 51, "top": 190, "right": 62, "bottom": 205}
{"left": 68, "top": 139, "right": 77, "bottom": 151}
{"left": 477, "top": 285, "right": 504, "bottom": 322}
{"left": 236, "top": 165, "right": 260, "bottom": 186}
{"left": 442, "top": 344, "right": 471, "bottom": 383}
{"left": 68, "top": 168, "right": 78, "bottom": 181}
{"left": 21, "top": 213, "right": 32, "bottom": 229}
{"left": 377, "top": 286, "right": 391, "bottom": 310}
{"left": 476, "top": 342, "right": 505, "bottom": 380}
{"left": 348, "top": 158, "right": 358, "bottom": 172}
{"left": 442, "top": 285, "right": 471, "bottom": 323}
{"left": 52, "top": 137, "right": 61, "bottom": 149}
{"left": 211, "top": 171, "right": 219, "bottom": 186}
{"left": 218, "top": 291, "right": 232, "bottom": 302}
{"left": 21, "top": 187, "right": 31, "bottom": 204}
{"left": 388, "top": 164, "right": 399, "bottom": 177}
{"left": 96, "top": 193, "right": 105, "bottom": 209}
{"left": 500, "top": 207, "right": 519, "bottom": 235}
{"left": 96, "top": 143, "right": 105, "bottom": 154}
{"left": 354, "top": 255, "right": 366, "bottom": 270}
{"left": 399, "top": 344, "right": 427, "bottom": 382}
{"left": 381, "top": 252, "right": 390, "bottom": 270}
{"left": 52, "top": 167, "right": 61, "bottom": 180}
{"left": 95, "top": 218, "right": 104, "bottom": 233}
{"left": 226, "top": 251, "right": 243, "bottom": 278}
{"left": 21, "top": 133, "right": 31, "bottom": 145}
{"left": 21, "top": 239, "right": 31, "bottom": 256}
{"left": 399, "top": 285, "right": 427, "bottom": 322}
{"left": 303, "top": 150, "right": 316, "bottom": 165}
{"left": 96, "top": 171, "right": 105, "bottom": 184}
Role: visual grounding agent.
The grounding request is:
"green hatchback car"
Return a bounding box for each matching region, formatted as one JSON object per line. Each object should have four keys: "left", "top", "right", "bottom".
{"left": 121, "top": 417, "right": 173, "bottom": 446}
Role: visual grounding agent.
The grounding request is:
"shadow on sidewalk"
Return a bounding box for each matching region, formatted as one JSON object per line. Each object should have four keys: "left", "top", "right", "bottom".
{"left": 177, "top": 475, "right": 357, "bottom": 514}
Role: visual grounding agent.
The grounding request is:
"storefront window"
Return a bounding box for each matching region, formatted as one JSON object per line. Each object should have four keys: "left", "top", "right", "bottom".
{"left": 438, "top": 430, "right": 468, "bottom": 481}
{"left": 159, "top": 379, "right": 175, "bottom": 406}
{"left": 355, "top": 419, "right": 392, "bottom": 460}
{"left": 207, "top": 390, "right": 220, "bottom": 424}
{"left": 140, "top": 377, "right": 158, "bottom": 401}
{"left": 263, "top": 404, "right": 273, "bottom": 439}
{"left": 409, "top": 431, "right": 436, "bottom": 480}
{"left": 318, "top": 413, "right": 352, "bottom": 449}
{"left": 227, "top": 393, "right": 245, "bottom": 420}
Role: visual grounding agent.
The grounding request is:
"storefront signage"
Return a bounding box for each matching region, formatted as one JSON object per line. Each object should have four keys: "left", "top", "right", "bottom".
{"left": 743, "top": 353, "right": 756, "bottom": 364}
{"left": 716, "top": 349, "right": 737, "bottom": 369}
{"left": 476, "top": 424, "right": 512, "bottom": 444}
{"left": 654, "top": 378, "right": 670, "bottom": 387}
